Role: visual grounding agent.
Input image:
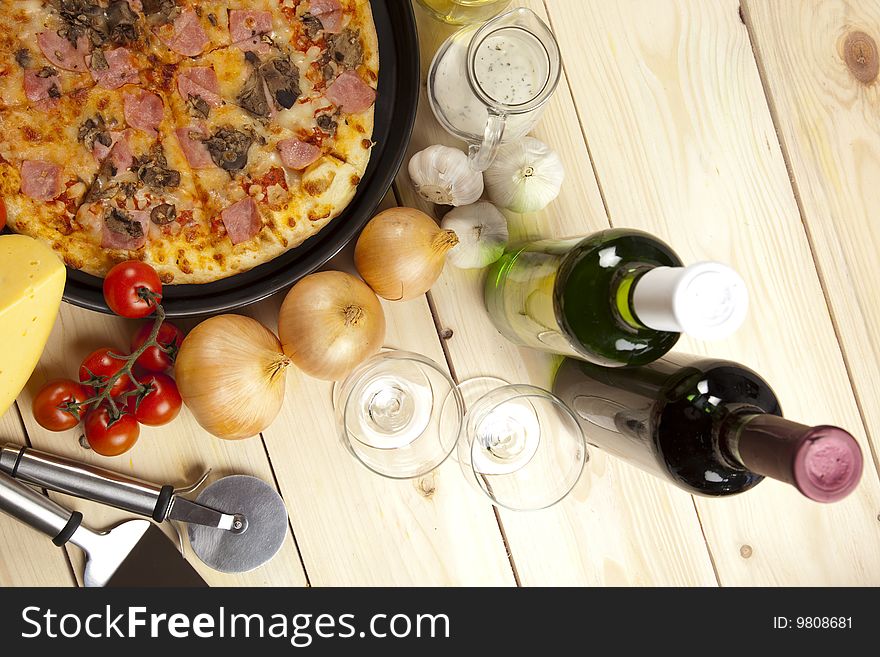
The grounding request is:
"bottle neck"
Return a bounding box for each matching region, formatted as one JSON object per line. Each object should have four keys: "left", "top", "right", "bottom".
{"left": 613, "top": 267, "right": 652, "bottom": 331}
{"left": 617, "top": 265, "right": 688, "bottom": 333}
{"left": 625, "top": 262, "right": 748, "bottom": 339}
{"left": 718, "top": 411, "right": 863, "bottom": 502}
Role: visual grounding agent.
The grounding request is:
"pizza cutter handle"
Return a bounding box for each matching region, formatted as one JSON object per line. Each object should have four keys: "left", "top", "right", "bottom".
{"left": 0, "top": 444, "right": 173, "bottom": 522}
{"left": 0, "top": 470, "right": 84, "bottom": 546}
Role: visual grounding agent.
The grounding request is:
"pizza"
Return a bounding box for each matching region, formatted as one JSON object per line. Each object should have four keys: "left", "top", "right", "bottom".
{"left": 0, "top": 0, "right": 378, "bottom": 284}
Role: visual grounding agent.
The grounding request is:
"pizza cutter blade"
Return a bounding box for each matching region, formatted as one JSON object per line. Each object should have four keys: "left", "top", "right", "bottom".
{"left": 187, "top": 475, "right": 288, "bottom": 574}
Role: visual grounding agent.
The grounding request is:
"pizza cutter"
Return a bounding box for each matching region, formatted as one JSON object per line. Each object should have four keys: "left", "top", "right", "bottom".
{"left": 0, "top": 444, "right": 288, "bottom": 573}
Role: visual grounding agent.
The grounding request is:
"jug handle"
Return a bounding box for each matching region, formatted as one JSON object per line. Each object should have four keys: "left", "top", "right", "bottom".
{"left": 468, "top": 110, "right": 506, "bottom": 172}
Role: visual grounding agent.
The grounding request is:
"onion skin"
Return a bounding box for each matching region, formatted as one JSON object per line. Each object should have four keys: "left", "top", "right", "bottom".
{"left": 279, "top": 270, "right": 386, "bottom": 381}
{"left": 175, "top": 315, "right": 290, "bottom": 440}
{"left": 354, "top": 207, "right": 458, "bottom": 301}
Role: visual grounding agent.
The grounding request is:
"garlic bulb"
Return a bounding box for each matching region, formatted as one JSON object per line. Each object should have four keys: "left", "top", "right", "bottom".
{"left": 484, "top": 137, "right": 564, "bottom": 213}
{"left": 440, "top": 201, "right": 509, "bottom": 269}
{"left": 408, "top": 145, "right": 484, "bottom": 206}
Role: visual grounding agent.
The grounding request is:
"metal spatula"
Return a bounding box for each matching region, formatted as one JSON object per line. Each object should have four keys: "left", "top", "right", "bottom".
{"left": 0, "top": 471, "right": 206, "bottom": 587}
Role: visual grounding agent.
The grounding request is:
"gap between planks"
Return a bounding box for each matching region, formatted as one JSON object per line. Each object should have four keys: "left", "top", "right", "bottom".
{"left": 539, "top": 0, "right": 745, "bottom": 587}
{"left": 739, "top": 0, "right": 880, "bottom": 481}
{"left": 391, "top": 181, "right": 523, "bottom": 587}
{"left": 541, "top": 0, "right": 879, "bottom": 584}
{"left": 541, "top": 0, "right": 614, "bottom": 230}
{"left": 12, "top": 400, "right": 80, "bottom": 587}
{"left": 13, "top": 384, "right": 309, "bottom": 586}
{"left": 258, "top": 433, "right": 312, "bottom": 587}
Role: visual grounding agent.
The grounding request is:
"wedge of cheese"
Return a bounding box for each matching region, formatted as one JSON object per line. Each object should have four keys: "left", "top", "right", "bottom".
{"left": 0, "top": 235, "right": 66, "bottom": 417}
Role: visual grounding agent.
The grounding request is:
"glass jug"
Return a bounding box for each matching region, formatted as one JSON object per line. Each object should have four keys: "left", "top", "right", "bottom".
{"left": 427, "top": 8, "right": 561, "bottom": 171}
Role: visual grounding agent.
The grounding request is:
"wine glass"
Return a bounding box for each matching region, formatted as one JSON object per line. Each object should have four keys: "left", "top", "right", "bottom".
{"left": 334, "top": 350, "right": 463, "bottom": 479}
{"left": 456, "top": 384, "right": 587, "bottom": 510}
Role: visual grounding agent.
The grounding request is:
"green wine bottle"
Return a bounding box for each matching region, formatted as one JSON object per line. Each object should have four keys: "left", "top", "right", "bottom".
{"left": 484, "top": 229, "right": 748, "bottom": 367}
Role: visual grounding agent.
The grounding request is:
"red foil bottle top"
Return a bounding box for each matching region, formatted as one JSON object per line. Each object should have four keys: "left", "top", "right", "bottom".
{"left": 792, "top": 426, "right": 863, "bottom": 503}
{"left": 734, "top": 415, "right": 863, "bottom": 503}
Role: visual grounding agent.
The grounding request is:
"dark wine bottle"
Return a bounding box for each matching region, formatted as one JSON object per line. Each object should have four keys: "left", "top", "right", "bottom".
{"left": 552, "top": 354, "right": 863, "bottom": 501}
{"left": 484, "top": 229, "right": 748, "bottom": 367}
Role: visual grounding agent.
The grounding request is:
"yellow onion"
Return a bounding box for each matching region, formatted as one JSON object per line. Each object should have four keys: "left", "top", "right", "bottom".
{"left": 279, "top": 270, "right": 386, "bottom": 381}
{"left": 175, "top": 315, "right": 290, "bottom": 440}
{"left": 354, "top": 207, "right": 458, "bottom": 300}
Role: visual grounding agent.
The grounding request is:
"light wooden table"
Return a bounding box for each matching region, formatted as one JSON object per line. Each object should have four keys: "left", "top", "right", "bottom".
{"left": 3, "top": 0, "right": 879, "bottom": 587}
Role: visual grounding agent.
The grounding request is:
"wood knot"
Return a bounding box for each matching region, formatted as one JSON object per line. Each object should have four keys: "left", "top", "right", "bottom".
{"left": 739, "top": 544, "right": 753, "bottom": 559}
{"left": 844, "top": 31, "right": 879, "bottom": 84}
{"left": 439, "top": 328, "right": 453, "bottom": 340}
{"left": 415, "top": 475, "right": 436, "bottom": 499}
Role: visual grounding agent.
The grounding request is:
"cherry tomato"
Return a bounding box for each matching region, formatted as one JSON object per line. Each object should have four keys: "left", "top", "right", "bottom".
{"left": 127, "top": 373, "right": 181, "bottom": 426}
{"left": 83, "top": 406, "right": 139, "bottom": 456}
{"left": 130, "top": 321, "right": 184, "bottom": 372}
{"left": 0, "top": 198, "right": 7, "bottom": 231}
{"left": 32, "top": 379, "right": 90, "bottom": 431}
{"left": 103, "top": 261, "right": 162, "bottom": 318}
{"left": 79, "top": 347, "right": 131, "bottom": 397}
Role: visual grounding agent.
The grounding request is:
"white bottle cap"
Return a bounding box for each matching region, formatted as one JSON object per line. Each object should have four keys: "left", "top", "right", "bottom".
{"left": 631, "top": 262, "right": 748, "bottom": 340}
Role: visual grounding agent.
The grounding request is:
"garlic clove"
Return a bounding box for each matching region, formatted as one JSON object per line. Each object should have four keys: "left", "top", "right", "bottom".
{"left": 484, "top": 137, "right": 565, "bottom": 213}
{"left": 441, "top": 201, "right": 509, "bottom": 269}
{"left": 408, "top": 144, "right": 484, "bottom": 207}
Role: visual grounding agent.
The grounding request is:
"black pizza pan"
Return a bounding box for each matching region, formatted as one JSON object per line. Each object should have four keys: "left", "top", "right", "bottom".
{"left": 60, "top": 0, "right": 419, "bottom": 318}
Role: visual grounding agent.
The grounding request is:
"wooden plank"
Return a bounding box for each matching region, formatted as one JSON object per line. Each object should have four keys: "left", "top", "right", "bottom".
{"left": 16, "top": 305, "right": 309, "bottom": 586}
{"left": 0, "top": 406, "right": 77, "bottom": 587}
{"left": 397, "top": 0, "right": 719, "bottom": 585}
{"left": 546, "top": 0, "right": 880, "bottom": 584}
{"left": 742, "top": 0, "right": 880, "bottom": 485}
{"left": 252, "top": 193, "right": 516, "bottom": 586}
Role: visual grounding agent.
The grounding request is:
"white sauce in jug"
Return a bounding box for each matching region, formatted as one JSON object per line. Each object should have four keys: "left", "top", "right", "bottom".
{"left": 430, "top": 26, "right": 549, "bottom": 141}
